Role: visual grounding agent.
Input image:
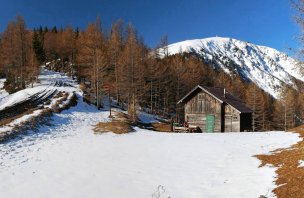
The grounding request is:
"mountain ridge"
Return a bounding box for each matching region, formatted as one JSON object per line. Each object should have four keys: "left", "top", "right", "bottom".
{"left": 163, "top": 37, "right": 303, "bottom": 98}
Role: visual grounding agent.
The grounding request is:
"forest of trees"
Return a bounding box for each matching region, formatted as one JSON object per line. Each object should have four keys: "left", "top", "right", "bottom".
{"left": 0, "top": 15, "right": 304, "bottom": 131}
{"left": 0, "top": 16, "right": 38, "bottom": 91}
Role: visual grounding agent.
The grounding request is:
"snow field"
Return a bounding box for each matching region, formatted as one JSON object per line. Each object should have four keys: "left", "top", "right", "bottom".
{"left": 0, "top": 97, "right": 300, "bottom": 198}
{"left": 0, "top": 68, "right": 301, "bottom": 198}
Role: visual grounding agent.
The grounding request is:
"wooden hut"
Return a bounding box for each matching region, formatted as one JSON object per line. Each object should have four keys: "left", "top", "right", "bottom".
{"left": 177, "top": 85, "right": 253, "bottom": 132}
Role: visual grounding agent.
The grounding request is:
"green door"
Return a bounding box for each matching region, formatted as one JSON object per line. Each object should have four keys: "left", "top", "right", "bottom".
{"left": 206, "top": 114, "right": 215, "bottom": 133}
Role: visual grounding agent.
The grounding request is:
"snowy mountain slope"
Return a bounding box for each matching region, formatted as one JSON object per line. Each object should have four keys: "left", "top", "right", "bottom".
{"left": 165, "top": 37, "right": 303, "bottom": 98}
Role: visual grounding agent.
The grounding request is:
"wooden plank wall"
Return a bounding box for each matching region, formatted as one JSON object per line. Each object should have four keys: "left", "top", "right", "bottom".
{"left": 224, "top": 106, "right": 240, "bottom": 132}
{"left": 183, "top": 90, "right": 244, "bottom": 132}
{"left": 185, "top": 91, "right": 222, "bottom": 132}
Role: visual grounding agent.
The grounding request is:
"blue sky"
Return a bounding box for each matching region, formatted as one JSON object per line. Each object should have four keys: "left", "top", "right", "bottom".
{"left": 0, "top": 0, "right": 300, "bottom": 53}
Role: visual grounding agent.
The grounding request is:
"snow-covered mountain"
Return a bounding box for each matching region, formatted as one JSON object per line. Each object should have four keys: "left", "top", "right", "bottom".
{"left": 165, "top": 37, "right": 304, "bottom": 98}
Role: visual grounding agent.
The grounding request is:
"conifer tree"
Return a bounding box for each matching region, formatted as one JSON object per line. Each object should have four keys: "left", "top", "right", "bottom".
{"left": 273, "top": 86, "right": 296, "bottom": 130}
{"left": 109, "top": 20, "right": 123, "bottom": 104}
{"left": 245, "top": 84, "right": 266, "bottom": 131}
{"left": 77, "top": 17, "right": 108, "bottom": 108}
{"left": 32, "top": 29, "right": 46, "bottom": 64}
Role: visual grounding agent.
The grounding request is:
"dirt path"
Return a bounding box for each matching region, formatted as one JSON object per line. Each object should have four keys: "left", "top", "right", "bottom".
{"left": 256, "top": 126, "right": 304, "bottom": 198}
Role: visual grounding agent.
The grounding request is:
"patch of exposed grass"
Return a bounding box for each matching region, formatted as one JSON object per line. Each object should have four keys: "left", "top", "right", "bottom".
{"left": 255, "top": 126, "right": 304, "bottom": 198}
{"left": 0, "top": 92, "right": 77, "bottom": 142}
{"left": 94, "top": 121, "right": 132, "bottom": 134}
{"left": 152, "top": 123, "right": 171, "bottom": 132}
{"left": 0, "top": 108, "right": 38, "bottom": 127}
{"left": 53, "top": 91, "right": 64, "bottom": 98}
{"left": 0, "top": 109, "right": 53, "bottom": 142}
{"left": 93, "top": 111, "right": 133, "bottom": 134}
{"left": 51, "top": 92, "right": 77, "bottom": 113}
{"left": 44, "top": 99, "right": 51, "bottom": 105}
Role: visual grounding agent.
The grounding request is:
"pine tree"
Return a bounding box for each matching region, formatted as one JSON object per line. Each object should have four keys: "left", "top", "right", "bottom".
{"left": 273, "top": 85, "right": 296, "bottom": 130}
{"left": 77, "top": 17, "right": 109, "bottom": 108}
{"left": 15, "top": 15, "right": 27, "bottom": 89}
{"left": 0, "top": 15, "right": 40, "bottom": 92}
{"left": 44, "top": 29, "right": 58, "bottom": 61}
{"left": 27, "top": 31, "right": 39, "bottom": 87}
{"left": 51, "top": 26, "right": 58, "bottom": 33}
{"left": 245, "top": 84, "right": 266, "bottom": 131}
{"left": 32, "top": 29, "right": 46, "bottom": 64}
{"left": 109, "top": 20, "right": 123, "bottom": 104}
{"left": 118, "top": 23, "right": 148, "bottom": 122}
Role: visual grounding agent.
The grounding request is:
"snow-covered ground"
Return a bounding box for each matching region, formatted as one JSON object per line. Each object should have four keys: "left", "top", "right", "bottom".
{"left": 0, "top": 78, "right": 8, "bottom": 99}
{"left": 0, "top": 68, "right": 301, "bottom": 198}
{"left": 138, "top": 111, "right": 162, "bottom": 123}
{"left": 0, "top": 109, "right": 44, "bottom": 133}
{"left": 0, "top": 69, "right": 77, "bottom": 134}
{"left": 298, "top": 160, "right": 304, "bottom": 168}
{"left": 0, "top": 96, "right": 300, "bottom": 197}
{"left": 0, "top": 68, "right": 77, "bottom": 111}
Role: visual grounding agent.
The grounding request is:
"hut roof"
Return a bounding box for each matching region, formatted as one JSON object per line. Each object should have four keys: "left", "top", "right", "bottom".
{"left": 178, "top": 85, "right": 253, "bottom": 113}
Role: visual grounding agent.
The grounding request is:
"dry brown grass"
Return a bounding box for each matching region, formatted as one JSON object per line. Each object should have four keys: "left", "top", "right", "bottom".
{"left": 44, "top": 99, "right": 51, "bottom": 105}
{"left": 255, "top": 126, "right": 304, "bottom": 198}
{"left": 51, "top": 91, "right": 75, "bottom": 113}
{"left": 0, "top": 91, "right": 77, "bottom": 142}
{"left": 79, "top": 82, "right": 86, "bottom": 91}
{"left": 0, "top": 108, "right": 37, "bottom": 127}
{"left": 0, "top": 109, "right": 53, "bottom": 142}
{"left": 152, "top": 123, "right": 171, "bottom": 132}
{"left": 53, "top": 91, "right": 65, "bottom": 98}
{"left": 93, "top": 111, "right": 133, "bottom": 134}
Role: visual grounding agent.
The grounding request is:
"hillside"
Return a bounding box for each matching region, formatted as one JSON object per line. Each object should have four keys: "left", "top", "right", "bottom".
{"left": 164, "top": 37, "right": 303, "bottom": 98}
{"left": 0, "top": 68, "right": 301, "bottom": 197}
